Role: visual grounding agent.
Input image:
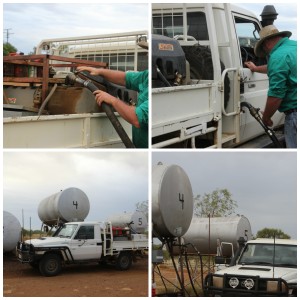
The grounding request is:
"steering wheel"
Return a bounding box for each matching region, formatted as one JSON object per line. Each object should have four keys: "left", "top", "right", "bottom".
{"left": 241, "top": 47, "right": 255, "bottom": 64}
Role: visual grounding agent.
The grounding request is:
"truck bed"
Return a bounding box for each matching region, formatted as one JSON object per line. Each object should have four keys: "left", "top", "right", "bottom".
{"left": 3, "top": 113, "right": 131, "bottom": 148}
{"left": 152, "top": 81, "right": 219, "bottom": 140}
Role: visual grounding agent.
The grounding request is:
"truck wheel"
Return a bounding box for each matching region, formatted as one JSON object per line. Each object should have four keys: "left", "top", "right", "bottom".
{"left": 116, "top": 252, "right": 132, "bottom": 271}
{"left": 39, "top": 253, "right": 62, "bottom": 276}
{"left": 183, "top": 45, "right": 230, "bottom": 108}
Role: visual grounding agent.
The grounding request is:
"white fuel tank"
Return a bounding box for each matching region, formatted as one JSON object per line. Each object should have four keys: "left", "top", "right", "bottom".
{"left": 108, "top": 211, "right": 148, "bottom": 233}
{"left": 3, "top": 211, "right": 22, "bottom": 252}
{"left": 152, "top": 163, "right": 193, "bottom": 238}
{"left": 38, "top": 187, "right": 90, "bottom": 226}
{"left": 182, "top": 215, "right": 253, "bottom": 256}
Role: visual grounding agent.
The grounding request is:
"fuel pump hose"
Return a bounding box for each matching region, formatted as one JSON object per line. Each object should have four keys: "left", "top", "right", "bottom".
{"left": 65, "top": 73, "right": 135, "bottom": 148}
{"left": 241, "top": 102, "right": 282, "bottom": 148}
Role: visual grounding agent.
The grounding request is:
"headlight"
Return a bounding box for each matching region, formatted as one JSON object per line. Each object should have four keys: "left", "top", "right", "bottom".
{"left": 266, "top": 280, "right": 287, "bottom": 293}
{"left": 243, "top": 278, "right": 255, "bottom": 290}
{"left": 288, "top": 286, "right": 297, "bottom": 296}
{"left": 228, "top": 277, "right": 239, "bottom": 288}
{"left": 227, "top": 277, "right": 255, "bottom": 290}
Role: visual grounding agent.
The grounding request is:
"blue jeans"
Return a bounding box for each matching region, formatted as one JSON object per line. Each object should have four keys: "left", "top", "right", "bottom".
{"left": 284, "top": 111, "right": 297, "bottom": 148}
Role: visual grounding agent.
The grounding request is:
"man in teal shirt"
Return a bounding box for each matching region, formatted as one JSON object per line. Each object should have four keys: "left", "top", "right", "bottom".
{"left": 125, "top": 70, "right": 148, "bottom": 148}
{"left": 245, "top": 25, "right": 297, "bottom": 148}
{"left": 77, "top": 67, "right": 148, "bottom": 148}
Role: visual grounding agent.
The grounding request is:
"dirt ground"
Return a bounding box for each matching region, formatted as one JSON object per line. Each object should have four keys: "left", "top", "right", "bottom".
{"left": 3, "top": 254, "right": 148, "bottom": 297}
{"left": 152, "top": 258, "right": 212, "bottom": 297}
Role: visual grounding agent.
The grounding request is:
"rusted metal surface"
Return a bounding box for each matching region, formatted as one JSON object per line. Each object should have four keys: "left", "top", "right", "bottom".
{"left": 47, "top": 86, "right": 102, "bottom": 115}
{"left": 3, "top": 54, "right": 108, "bottom": 106}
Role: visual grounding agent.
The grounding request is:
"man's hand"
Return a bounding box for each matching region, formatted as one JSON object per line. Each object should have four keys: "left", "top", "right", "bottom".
{"left": 76, "top": 66, "right": 101, "bottom": 76}
{"left": 93, "top": 90, "right": 116, "bottom": 107}
{"left": 244, "top": 62, "right": 267, "bottom": 74}
{"left": 244, "top": 61, "right": 257, "bottom": 72}
{"left": 262, "top": 115, "right": 273, "bottom": 127}
{"left": 262, "top": 96, "right": 282, "bottom": 127}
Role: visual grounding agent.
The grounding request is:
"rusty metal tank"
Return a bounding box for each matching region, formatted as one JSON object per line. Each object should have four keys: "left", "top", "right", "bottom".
{"left": 47, "top": 86, "right": 101, "bottom": 114}
{"left": 38, "top": 187, "right": 90, "bottom": 226}
{"left": 182, "top": 215, "right": 253, "bottom": 256}
{"left": 107, "top": 211, "right": 148, "bottom": 233}
{"left": 3, "top": 211, "right": 22, "bottom": 252}
{"left": 152, "top": 162, "right": 193, "bottom": 238}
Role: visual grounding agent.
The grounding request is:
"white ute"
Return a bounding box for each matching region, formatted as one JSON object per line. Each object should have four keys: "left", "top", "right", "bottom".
{"left": 17, "top": 221, "right": 148, "bottom": 276}
{"left": 204, "top": 238, "right": 297, "bottom": 296}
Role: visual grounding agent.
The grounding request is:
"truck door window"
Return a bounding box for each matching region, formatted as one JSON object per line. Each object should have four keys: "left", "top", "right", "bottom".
{"left": 235, "top": 19, "right": 259, "bottom": 48}
{"left": 152, "top": 11, "right": 208, "bottom": 40}
{"left": 234, "top": 17, "right": 265, "bottom": 65}
{"left": 74, "top": 225, "right": 95, "bottom": 240}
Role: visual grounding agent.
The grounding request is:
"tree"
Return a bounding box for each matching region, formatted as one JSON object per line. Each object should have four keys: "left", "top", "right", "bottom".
{"left": 256, "top": 228, "right": 290, "bottom": 239}
{"left": 194, "top": 188, "right": 237, "bottom": 217}
{"left": 28, "top": 47, "right": 37, "bottom": 55}
{"left": 3, "top": 42, "right": 17, "bottom": 56}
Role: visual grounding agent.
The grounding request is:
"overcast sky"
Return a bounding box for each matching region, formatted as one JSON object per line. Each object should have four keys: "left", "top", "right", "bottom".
{"left": 152, "top": 151, "right": 297, "bottom": 239}
{"left": 3, "top": 3, "right": 297, "bottom": 55}
{"left": 3, "top": 151, "right": 148, "bottom": 230}
{"left": 3, "top": 3, "right": 149, "bottom": 54}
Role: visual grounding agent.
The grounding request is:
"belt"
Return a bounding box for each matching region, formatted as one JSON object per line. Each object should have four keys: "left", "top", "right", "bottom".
{"left": 284, "top": 108, "right": 297, "bottom": 115}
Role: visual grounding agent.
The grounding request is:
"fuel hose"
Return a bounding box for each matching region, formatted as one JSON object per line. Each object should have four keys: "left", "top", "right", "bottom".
{"left": 241, "top": 102, "right": 282, "bottom": 148}
{"left": 65, "top": 73, "right": 135, "bottom": 148}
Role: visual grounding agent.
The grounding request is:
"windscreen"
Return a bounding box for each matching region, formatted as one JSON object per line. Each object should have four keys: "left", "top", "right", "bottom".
{"left": 239, "top": 243, "right": 297, "bottom": 268}
{"left": 53, "top": 224, "right": 78, "bottom": 238}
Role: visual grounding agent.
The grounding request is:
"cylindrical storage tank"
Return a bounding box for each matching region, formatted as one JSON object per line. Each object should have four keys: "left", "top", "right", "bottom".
{"left": 182, "top": 215, "right": 253, "bottom": 256}
{"left": 38, "top": 187, "right": 90, "bottom": 226}
{"left": 152, "top": 163, "right": 193, "bottom": 238}
{"left": 107, "top": 211, "right": 148, "bottom": 233}
{"left": 3, "top": 211, "right": 22, "bottom": 252}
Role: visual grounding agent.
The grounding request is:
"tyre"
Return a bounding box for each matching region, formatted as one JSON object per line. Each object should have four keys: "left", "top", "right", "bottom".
{"left": 183, "top": 45, "right": 230, "bottom": 108}
{"left": 39, "top": 253, "right": 62, "bottom": 276}
{"left": 116, "top": 252, "right": 132, "bottom": 271}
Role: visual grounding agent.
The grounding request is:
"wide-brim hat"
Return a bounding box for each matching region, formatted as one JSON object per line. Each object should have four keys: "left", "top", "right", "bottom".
{"left": 254, "top": 25, "right": 292, "bottom": 58}
{"left": 137, "top": 41, "right": 148, "bottom": 50}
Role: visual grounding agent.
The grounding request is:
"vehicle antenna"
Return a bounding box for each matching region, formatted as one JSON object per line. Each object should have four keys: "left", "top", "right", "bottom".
{"left": 272, "top": 233, "right": 276, "bottom": 278}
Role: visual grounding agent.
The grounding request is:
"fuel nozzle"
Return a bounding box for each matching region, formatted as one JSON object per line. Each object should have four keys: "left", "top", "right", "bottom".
{"left": 65, "top": 73, "right": 97, "bottom": 92}
{"left": 65, "top": 73, "right": 86, "bottom": 86}
{"left": 174, "top": 72, "right": 183, "bottom": 86}
{"left": 241, "top": 101, "right": 282, "bottom": 148}
{"left": 65, "top": 73, "right": 77, "bottom": 86}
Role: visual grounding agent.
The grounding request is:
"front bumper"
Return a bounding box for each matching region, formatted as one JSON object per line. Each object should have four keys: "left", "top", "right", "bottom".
{"left": 204, "top": 273, "right": 290, "bottom": 297}
{"left": 16, "top": 241, "right": 35, "bottom": 263}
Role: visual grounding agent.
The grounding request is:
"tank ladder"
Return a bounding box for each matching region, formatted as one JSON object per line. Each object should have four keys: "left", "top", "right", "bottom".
{"left": 104, "top": 222, "right": 113, "bottom": 256}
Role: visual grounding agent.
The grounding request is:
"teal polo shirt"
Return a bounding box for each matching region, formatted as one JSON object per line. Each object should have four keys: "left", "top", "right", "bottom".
{"left": 267, "top": 37, "right": 297, "bottom": 112}
{"left": 126, "top": 70, "right": 148, "bottom": 148}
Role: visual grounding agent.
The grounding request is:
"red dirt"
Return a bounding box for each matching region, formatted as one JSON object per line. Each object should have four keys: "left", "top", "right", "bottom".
{"left": 3, "top": 254, "right": 148, "bottom": 297}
